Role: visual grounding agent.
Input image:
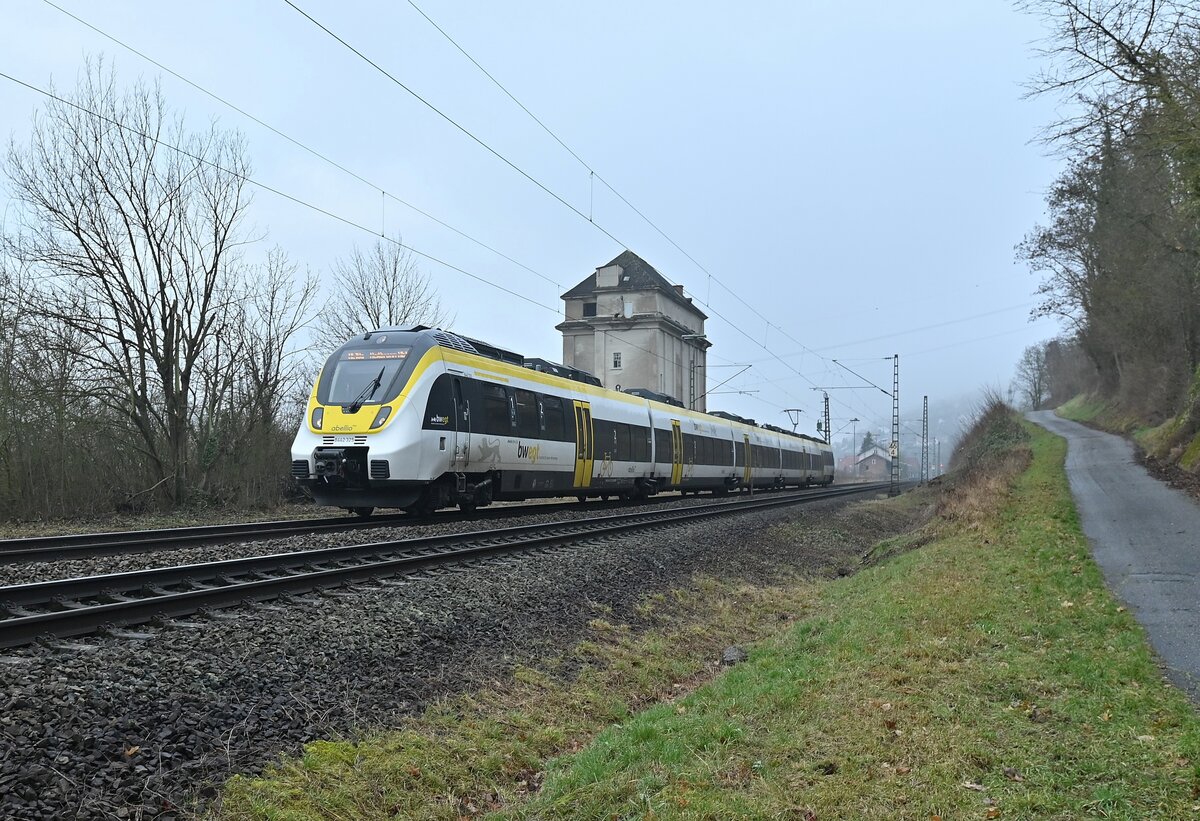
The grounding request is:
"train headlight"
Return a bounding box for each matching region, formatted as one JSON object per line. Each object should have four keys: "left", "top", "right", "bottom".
{"left": 311, "top": 407, "right": 324, "bottom": 430}
{"left": 370, "top": 406, "right": 392, "bottom": 429}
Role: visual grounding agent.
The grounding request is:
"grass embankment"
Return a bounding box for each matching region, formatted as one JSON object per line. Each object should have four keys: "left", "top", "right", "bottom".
{"left": 217, "top": 412, "right": 1200, "bottom": 819}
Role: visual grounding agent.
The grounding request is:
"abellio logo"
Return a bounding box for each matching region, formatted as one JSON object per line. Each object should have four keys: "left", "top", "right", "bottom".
{"left": 516, "top": 442, "right": 540, "bottom": 463}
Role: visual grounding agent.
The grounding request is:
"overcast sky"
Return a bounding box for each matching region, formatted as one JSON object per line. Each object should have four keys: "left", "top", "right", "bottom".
{"left": 2, "top": 0, "right": 1067, "bottom": 442}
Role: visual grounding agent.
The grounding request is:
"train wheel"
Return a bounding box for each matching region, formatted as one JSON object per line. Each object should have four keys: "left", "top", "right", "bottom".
{"left": 351, "top": 506, "right": 374, "bottom": 517}
{"left": 458, "top": 499, "right": 477, "bottom": 514}
{"left": 577, "top": 494, "right": 588, "bottom": 503}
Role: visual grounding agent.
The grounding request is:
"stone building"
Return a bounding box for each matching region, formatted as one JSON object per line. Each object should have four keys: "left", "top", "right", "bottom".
{"left": 557, "top": 251, "right": 710, "bottom": 410}
{"left": 855, "top": 445, "right": 892, "bottom": 481}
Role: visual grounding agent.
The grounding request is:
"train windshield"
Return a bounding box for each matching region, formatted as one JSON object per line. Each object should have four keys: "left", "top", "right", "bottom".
{"left": 321, "top": 347, "right": 412, "bottom": 406}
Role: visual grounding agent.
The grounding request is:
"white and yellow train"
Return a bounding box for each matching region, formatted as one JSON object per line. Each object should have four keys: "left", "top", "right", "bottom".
{"left": 291, "top": 327, "right": 834, "bottom": 515}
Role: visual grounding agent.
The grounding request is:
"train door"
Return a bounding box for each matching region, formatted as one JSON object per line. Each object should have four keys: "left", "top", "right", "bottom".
{"left": 670, "top": 420, "right": 683, "bottom": 486}
{"left": 742, "top": 434, "right": 752, "bottom": 486}
{"left": 572, "top": 400, "right": 594, "bottom": 488}
{"left": 452, "top": 377, "right": 470, "bottom": 470}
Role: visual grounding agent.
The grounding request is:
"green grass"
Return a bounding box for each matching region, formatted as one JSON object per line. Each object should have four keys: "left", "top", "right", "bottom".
{"left": 1056, "top": 394, "right": 1112, "bottom": 424}
{"left": 216, "top": 421, "right": 1200, "bottom": 820}
{"left": 515, "top": 423, "right": 1200, "bottom": 819}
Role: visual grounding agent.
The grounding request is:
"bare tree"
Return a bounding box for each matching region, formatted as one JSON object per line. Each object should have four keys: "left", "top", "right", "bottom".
{"left": 191, "top": 248, "right": 318, "bottom": 503}
{"left": 1023, "top": 0, "right": 1200, "bottom": 147}
{"left": 314, "top": 235, "right": 450, "bottom": 350}
{"left": 4, "top": 61, "right": 252, "bottom": 505}
{"left": 1013, "top": 344, "right": 1051, "bottom": 410}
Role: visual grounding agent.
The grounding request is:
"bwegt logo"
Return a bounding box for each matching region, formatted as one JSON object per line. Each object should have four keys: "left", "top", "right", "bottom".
{"left": 516, "top": 442, "right": 540, "bottom": 463}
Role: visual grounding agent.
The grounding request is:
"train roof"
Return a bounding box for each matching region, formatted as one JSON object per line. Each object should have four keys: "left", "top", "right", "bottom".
{"left": 391, "top": 326, "right": 831, "bottom": 449}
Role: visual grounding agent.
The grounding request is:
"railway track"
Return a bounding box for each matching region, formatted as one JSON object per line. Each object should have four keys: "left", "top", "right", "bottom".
{"left": 0, "top": 491, "right": 761, "bottom": 564}
{"left": 0, "top": 482, "right": 887, "bottom": 649}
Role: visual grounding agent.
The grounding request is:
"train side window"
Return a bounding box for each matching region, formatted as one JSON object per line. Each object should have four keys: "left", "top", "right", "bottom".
{"left": 655, "top": 429, "right": 671, "bottom": 462}
{"left": 616, "top": 423, "right": 632, "bottom": 461}
{"left": 542, "top": 396, "right": 567, "bottom": 441}
{"left": 481, "top": 383, "right": 510, "bottom": 435}
{"left": 454, "top": 378, "right": 469, "bottom": 429}
{"left": 513, "top": 388, "right": 539, "bottom": 438}
{"left": 634, "top": 426, "right": 650, "bottom": 462}
{"left": 422, "top": 374, "right": 455, "bottom": 430}
{"left": 592, "top": 419, "right": 612, "bottom": 460}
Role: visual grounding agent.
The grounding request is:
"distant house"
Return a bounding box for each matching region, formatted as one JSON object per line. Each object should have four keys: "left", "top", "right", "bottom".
{"left": 855, "top": 446, "right": 892, "bottom": 481}
{"left": 557, "top": 251, "right": 710, "bottom": 410}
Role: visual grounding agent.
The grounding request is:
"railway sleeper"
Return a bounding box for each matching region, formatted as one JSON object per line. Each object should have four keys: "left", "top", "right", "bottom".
{"left": 50, "top": 599, "right": 93, "bottom": 611}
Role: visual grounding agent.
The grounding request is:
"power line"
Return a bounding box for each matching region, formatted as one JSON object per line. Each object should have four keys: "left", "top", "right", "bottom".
{"left": 44, "top": 0, "right": 852, "bottom": 420}
{"left": 812, "top": 301, "right": 1039, "bottom": 353}
{"left": 404, "top": 0, "right": 592, "bottom": 173}
{"left": 831, "top": 359, "right": 891, "bottom": 397}
{"left": 281, "top": 0, "right": 835, "bottom": 414}
{"left": 1, "top": 65, "right": 747, "bottom": 408}
{"left": 37, "top": 0, "right": 565, "bottom": 292}
{"left": 0, "top": 69, "right": 559, "bottom": 314}
{"left": 400, "top": 1, "right": 839, "bottom": 379}
{"left": 281, "top": 0, "right": 625, "bottom": 249}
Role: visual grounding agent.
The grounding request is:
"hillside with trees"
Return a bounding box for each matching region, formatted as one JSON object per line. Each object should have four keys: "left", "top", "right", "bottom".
{"left": 1015, "top": 0, "right": 1200, "bottom": 471}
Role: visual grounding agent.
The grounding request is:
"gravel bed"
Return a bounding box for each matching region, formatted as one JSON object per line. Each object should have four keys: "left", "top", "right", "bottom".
{"left": 0, "top": 492, "right": 921, "bottom": 820}
{"left": 0, "top": 493, "right": 760, "bottom": 587}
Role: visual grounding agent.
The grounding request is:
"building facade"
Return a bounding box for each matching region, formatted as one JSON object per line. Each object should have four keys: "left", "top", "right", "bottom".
{"left": 855, "top": 446, "right": 892, "bottom": 481}
{"left": 557, "top": 251, "right": 710, "bottom": 410}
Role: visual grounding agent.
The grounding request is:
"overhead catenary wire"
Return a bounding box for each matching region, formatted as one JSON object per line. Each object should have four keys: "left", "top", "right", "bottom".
{"left": 280, "top": 0, "right": 844, "bottom": 415}
{"left": 34, "top": 0, "right": 764, "bottom": 396}
{"left": 399, "top": 0, "right": 842, "bottom": 375}
{"left": 281, "top": 0, "right": 626, "bottom": 251}
{"left": 36, "top": 0, "right": 565, "bottom": 292}
{"left": 1, "top": 65, "right": 719, "bottom": 392}
{"left": 0, "top": 70, "right": 559, "bottom": 314}
{"left": 38, "top": 1, "right": 884, "bottom": 421}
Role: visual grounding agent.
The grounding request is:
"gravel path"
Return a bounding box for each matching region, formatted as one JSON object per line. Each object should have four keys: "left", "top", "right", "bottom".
{"left": 0, "top": 492, "right": 921, "bottom": 820}
{"left": 1028, "top": 411, "right": 1200, "bottom": 702}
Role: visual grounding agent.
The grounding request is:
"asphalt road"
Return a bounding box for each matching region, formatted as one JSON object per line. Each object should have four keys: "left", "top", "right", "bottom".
{"left": 1028, "top": 410, "right": 1200, "bottom": 702}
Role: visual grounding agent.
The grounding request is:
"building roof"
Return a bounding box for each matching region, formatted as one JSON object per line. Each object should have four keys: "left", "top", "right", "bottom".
{"left": 562, "top": 250, "right": 707, "bottom": 319}
{"left": 855, "top": 446, "right": 891, "bottom": 465}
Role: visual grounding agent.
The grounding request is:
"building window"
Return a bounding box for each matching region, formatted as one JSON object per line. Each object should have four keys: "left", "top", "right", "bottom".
{"left": 612, "top": 351, "right": 622, "bottom": 369}
{"left": 582, "top": 302, "right": 597, "bottom": 317}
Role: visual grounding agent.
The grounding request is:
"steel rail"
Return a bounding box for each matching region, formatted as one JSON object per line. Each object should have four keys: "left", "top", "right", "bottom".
{"left": 0, "top": 489, "right": 773, "bottom": 564}
{"left": 0, "top": 482, "right": 890, "bottom": 648}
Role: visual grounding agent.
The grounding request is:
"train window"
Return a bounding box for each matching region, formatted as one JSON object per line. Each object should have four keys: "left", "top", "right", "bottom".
{"left": 542, "top": 396, "right": 567, "bottom": 441}
{"left": 616, "top": 423, "right": 631, "bottom": 461}
{"left": 513, "top": 389, "right": 539, "bottom": 438}
{"left": 634, "top": 426, "right": 651, "bottom": 462}
{"left": 735, "top": 441, "right": 745, "bottom": 467}
{"left": 655, "top": 429, "right": 671, "bottom": 462}
{"left": 481, "top": 383, "right": 510, "bottom": 435}
{"left": 593, "top": 419, "right": 613, "bottom": 461}
{"left": 422, "top": 374, "right": 455, "bottom": 430}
